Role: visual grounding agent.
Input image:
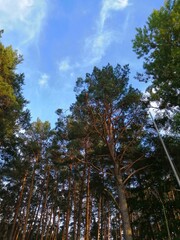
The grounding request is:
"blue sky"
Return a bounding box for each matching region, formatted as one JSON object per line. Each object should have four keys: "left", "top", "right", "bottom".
{"left": 0, "top": 0, "right": 163, "bottom": 126}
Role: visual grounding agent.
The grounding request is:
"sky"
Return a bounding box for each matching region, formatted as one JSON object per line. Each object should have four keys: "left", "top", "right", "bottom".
{"left": 0, "top": 0, "right": 164, "bottom": 126}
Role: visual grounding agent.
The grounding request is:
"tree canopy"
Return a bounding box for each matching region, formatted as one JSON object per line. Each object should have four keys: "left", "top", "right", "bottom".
{"left": 133, "top": 0, "right": 180, "bottom": 110}
{"left": 0, "top": 32, "right": 29, "bottom": 145}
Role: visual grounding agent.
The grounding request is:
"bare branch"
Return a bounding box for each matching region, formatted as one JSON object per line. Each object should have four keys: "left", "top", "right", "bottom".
{"left": 123, "top": 165, "right": 151, "bottom": 185}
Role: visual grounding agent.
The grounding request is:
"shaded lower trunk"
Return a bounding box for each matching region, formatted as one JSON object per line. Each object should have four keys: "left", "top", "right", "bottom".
{"left": 85, "top": 165, "right": 90, "bottom": 240}
{"left": 115, "top": 163, "right": 133, "bottom": 240}
{"left": 97, "top": 196, "right": 101, "bottom": 240}
{"left": 22, "top": 169, "right": 36, "bottom": 240}
{"left": 10, "top": 171, "right": 28, "bottom": 240}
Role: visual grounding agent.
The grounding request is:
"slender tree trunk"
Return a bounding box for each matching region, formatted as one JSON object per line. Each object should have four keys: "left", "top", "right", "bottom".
{"left": 51, "top": 171, "right": 60, "bottom": 240}
{"left": 22, "top": 168, "right": 36, "bottom": 240}
{"left": 2, "top": 223, "right": 8, "bottom": 240}
{"left": 97, "top": 196, "right": 101, "bottom": 240}
{"left": 55, "top": 210, "right": 61, "bottom": 240}
{"left": 100, "top": 195, "right": 104, "bottom": 240}
{"left": 115, "top": 163, "right": 133, "bottom": 240}
{"left": 107, "top": 204, "right": 111, "bottom": 240}
{"left": 76, "top": 167, "right": 86, "bottom": 240}
{"left": 119, "top": 213, "right": 123, "bottom": 240}
{"left": 36, "top": 200, "right": 45, "bottom": 240}
{"left": 85, "top": 165, "right": 90, "bottom": 240}
{"left": 27, "top": 201, "right": 40, "bottom": 240}
{"left": 40, "top": 168, "right": 50, "bottom": 240}
{"left": 45, "top": 206, "right": 53, "bottom": 240}
{"left": 28, "top": 194, "right": 42, "bottom": 240}
{"left": 61, "top": 222, "right": 65, "bottom": 240}
{"left": 76, "top": 189, "right": 83, "bottom": 240}
{"left": 10, "top": 171, "right": 28, "bottom": 240}
{"left": 73, "top": 178, "right": 77, "bottom": 240}
{"left": 16, "top": 205, "right": 26, "bottom": 238}
{"left": 15, "top": 227, "right": 20, "bottom": 240}
{"left": 63, "top": 174, "right": 72, "bottom": 240}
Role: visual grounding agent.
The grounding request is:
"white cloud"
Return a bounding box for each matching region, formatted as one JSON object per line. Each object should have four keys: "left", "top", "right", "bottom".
{"left": 83, "top": 0, "right": 129, "bottom": 65}
{"left": 84, "top": 31, "right": 115, "bottom": 65}
{"left": 0, "top": 0, "right": 47, "bottom": 45}
{"left": 100, "top": 0, "right": 129, "bottom": 29}
{"left": 58, "top": 58, "right": 81, "bottom": 76}
{"left": 58, "top": 59, "right": 71, "bottom": 72}
{"left": 57, "top": 0, "right": 130, "bottom": 73}
{"left": 38, "top": 73, "right": 49, "bottom": 87}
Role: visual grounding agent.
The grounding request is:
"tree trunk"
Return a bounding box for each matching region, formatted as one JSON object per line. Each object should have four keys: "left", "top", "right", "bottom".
{"left": 107, "top": 204, "right": 111, "bottom": 240}
{"left": 28, "top": 194, "right": 42, "bottom": 240}
{"left": 85, "top": 165, "right": 90, "bottom": 240}
{"left": 40, "top": 168, "right": 50, "bottom": 240}
{"left": 63, "top": 174, "right": 72, "bottom": 240}
{"left": 100, "top": 195, "right": 105, "bottom": 240}
{"left": 22, "top": 168, "right": 36, "bottom": 240}
{"left": 72, "top": 177, "right": 77, "bottom": 240}
{"left": 10, "top": 171, "right": 28, "bottom": 240}
{"left": 76, "top": 167, "right": 86, "bottom": 240}
{"left": 27, "top": 199, "right": 41, "bottom": 240}
{"left": 97, "top": 196, "right": 101, "bottom": 240}
{"left": 45, "top": 206, "right": 53, "bottom": 240}
{"left": 115, "top": 163, "right": 133, "bottom": 240}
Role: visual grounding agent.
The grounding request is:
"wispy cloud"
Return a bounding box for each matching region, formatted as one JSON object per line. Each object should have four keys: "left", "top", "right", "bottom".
{"left": 84, "top": 31, "right": 115, "bottom": 65}
{"left": 0, "top": 0, "right": 47, "bottom": 45}
{"left": 38, "top": 73, "right": 49, "bottom": 87}
{"left": 57, "top": 0, "right": 130, "bottom": 75}
{"left": 100, "top": 0, "right": 129, "bottom": 29}
{"left": 83, "top": 0, "right": 129, "bottom": 65}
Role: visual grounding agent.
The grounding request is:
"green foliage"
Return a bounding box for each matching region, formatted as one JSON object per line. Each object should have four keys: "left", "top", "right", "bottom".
{"left": 0, "top": 36, "right": 29, "bottom": 143}
{"left": 133, "top": 0, "right": 180, "bottom": 109}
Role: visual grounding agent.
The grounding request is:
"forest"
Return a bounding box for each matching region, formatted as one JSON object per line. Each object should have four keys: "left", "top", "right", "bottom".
{"left": 0, "top": 0, "right": 179, "bottom": 239}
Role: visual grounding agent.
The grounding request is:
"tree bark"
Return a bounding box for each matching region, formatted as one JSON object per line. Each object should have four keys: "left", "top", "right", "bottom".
{"left": 72, "top": 177, "right": 77, "bottom": 240}
{"left": 97, "top": 196, "right": 101, "bottom": 240}
{"left": 115, "top": 163, "right": 133, "bottom": 240}
{"left": 22, "top": 168, "right": 36, "bottom": 240}
{"left": 107, "top": 204, "right": 111, "bottom": 240}
{"left": 63, "top": 174, "right": 72, "bottom": 240}
{"left": 76, "top": 166, "right": 86, "bottom": 240}
{"left": 10, "top": 171, "right": 28, "bottom": 240}
{"left": 85, "top": 165, "right": 90, "bottom": 240}
{"left": 40, "top": 168, "right": 50, "bottom": 240}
